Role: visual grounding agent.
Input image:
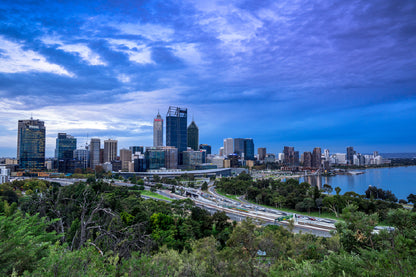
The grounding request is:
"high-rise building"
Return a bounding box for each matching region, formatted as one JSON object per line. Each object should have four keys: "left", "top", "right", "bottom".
{"left": 243, "top": 139, "right": 254, "bottom": 160}
{"left": 187, "top": 120, "right": 199, "bottom": 151}
{"left": 145, "top": 147, "right": 165, "bottom": 170}
{"left": 153, "top": 112, "right": 163, "bottom": 147}
{"left": 120, "top": 149, "right": 132, "bottom": 171}
{"left": 129, "top": 146, "right": 144, "bottom": 155}
{"left": 258, "top": 148, "right": 266, "bottom": 161}
{"left": 74, "top": 148, "right": 89, "bottom": 169}
{"left": 166, "top": 106, "right": 188, "bottom": 153}
{"left": 89, "top": 138, "right": 100, "bottom": 169}
{"left": 312, "top": 147, "right": 321, "bottom": 168}
{"left": 303, "top": 152, "right": 312, "bottom": 167}
{"left": 162, "top": 146, "right": 178, "bottom": 169}
{"left": 233, "top": 138, "right": 245, "bottom": 157}
{"left": 223, "top": 138, "right": 233, "bottom": 156}
{"left": 55, "top": 133, "right": 76, "bottom": 160}
{"left": 17, "top": 118, "right": 46, "bottom": 170}
{"left": 199, "top": 144, "right": 212, "bottom": 155}
{"left": 283, "top": 146, "right": 295, "bottom": 166}
{"left": 104, "top": 139, "right": 118, "bottom": 162}
{"left": 346, "top": 146, "right": 355, "bottom": 165}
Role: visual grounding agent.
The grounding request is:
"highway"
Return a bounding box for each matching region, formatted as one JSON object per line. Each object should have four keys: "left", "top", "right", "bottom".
{"left": 21, "top": 177, "right": 335, "bottom": 237}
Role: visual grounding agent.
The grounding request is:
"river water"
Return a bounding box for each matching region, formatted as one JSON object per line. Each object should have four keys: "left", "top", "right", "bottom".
{"left": 298, "top": 166, "right": 416, "bottom": 201}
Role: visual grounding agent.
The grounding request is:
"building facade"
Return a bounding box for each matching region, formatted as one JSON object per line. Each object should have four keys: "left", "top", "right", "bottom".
{"left": 223, "top": 138, "right": 234, "bottom": 156}
{"left": 258, "top": 148, "right": 266, "bottom": 161}
{"left": 243, "top": 139, "right": 254, "bottom": 160}
{"left": 166, "top": 106, "right": 188, "bottom": 153}
{"left": 187, "top": 120, "right": 199, "bottom": 151}
{"left": 199, "top": 144, "right": 212, "bottom": 155}
{"left": 153, "top": 112, "right": 163, "bottom": 147}
{"left": 17, "top": 118, "right": 46, "bottom": 170}
{"left": 120, "top": 149, "right": 132, "bottom": 171}
{"left": 312, "top": 147, "right": 321, "bottom": 168}
{"left": 104, "top": 139, "right": 118, "bottom": 163}
{"left": 89, "top": 138, "right": 101, "bottom": 169}
{"left": 55, "top": 133, "right": 76, "bottom": 160}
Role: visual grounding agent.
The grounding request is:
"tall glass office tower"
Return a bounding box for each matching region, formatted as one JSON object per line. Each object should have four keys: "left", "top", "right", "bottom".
{"left": 166, "top": 106, "right": 187, "bottom": 152}
{"left": 187, "top": 120, "right": 199, "bottom": 151}
{"left": 17, "top": 118, "right": 46, "bottom": 170}
{"left": 55, "top": 133, "right": 76, "bottom": 160}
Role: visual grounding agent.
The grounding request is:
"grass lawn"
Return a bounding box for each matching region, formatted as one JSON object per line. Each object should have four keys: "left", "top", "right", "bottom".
{"left": 140, "top": 190, "right": 172, "bottom": 201}
{"left": 215, "top": 190, "right": 242, "bottom": 201}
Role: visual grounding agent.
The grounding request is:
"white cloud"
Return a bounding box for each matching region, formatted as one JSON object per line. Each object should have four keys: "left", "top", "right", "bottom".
{"left": 107, "top": 39, "right": 153, "bottom": 64}
{"left": 113, "top": 22, "right": 174, "bottom": 42}
{"left": 41, "top": 36, "right": 106, "bottom": 66}
{"left": 170, "top": 43, "right": 204, "bottom": 65}
{"left": 0, "top": 36, "right": 73, "bottom": 76}
{"left": 58, "top": 44, "right": 106, "bottom": 65}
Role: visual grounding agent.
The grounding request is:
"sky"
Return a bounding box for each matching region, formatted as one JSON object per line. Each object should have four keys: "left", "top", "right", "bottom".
{"left": 0, "top": 0, "right": 416, "bottom": 157}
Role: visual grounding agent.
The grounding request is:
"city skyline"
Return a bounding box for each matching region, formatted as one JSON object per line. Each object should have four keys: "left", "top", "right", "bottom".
{"left": 1, "top": 1, "right": 416, "bottom": 156}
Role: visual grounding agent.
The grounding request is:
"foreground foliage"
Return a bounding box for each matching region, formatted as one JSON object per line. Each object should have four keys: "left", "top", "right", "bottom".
{"left": 1, "top": 178, "right": 416, "bottom": 276}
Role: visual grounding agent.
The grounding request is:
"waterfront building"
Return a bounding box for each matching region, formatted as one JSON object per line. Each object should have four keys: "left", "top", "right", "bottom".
{"left": 55, "top": 133, "right": 76, "bottom": 160}
{"left": 17, "top": 118, "right": 46, "bottom": 170}
{"left": 303, "top": 152, "right": 312, "bottom": 167}
{"left": 104, "top": 139, "right": 118, "bottom": 162}
{"left": 166, "top": 106, "right": 188, "bottom": 154}
{"left": 223, "top": 138, "right": 234, "bottom": 156}
{"left": 347, "top": 146, "right": 356, "bottom": 165}
{"left": 283, "top": 146, "right": 295, "bottom": 166}
{"left": 199, "top": 144, "right": 212, "bottom": 155}
{"left": 153, "top": 112, "right": 163, "bottom": 147}
{"left": 187, "top": 120, "right": 199, "bottom": 151}
{"left": 258, "top": 148, "right": 266, "bottom": 161}
{"left": 312, "top": 147, "right": 321, "bottom": 168}
{"left": 89, "top": 138, "right": 101, "bottom": 169}
{"left": 120, "top": 149, "right": 132, "bottom": 171}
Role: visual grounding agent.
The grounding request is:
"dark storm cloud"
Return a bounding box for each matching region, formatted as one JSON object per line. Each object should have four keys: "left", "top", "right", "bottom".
{"left": 0, "top": 0, "right": 415, "bottom": 156}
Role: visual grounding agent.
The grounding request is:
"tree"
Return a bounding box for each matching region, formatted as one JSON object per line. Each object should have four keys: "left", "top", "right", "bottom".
{"left": 201, "top": 182, "right": 208, "bottom": 191}
{"left": 322, "top": 184, "right": 333, "bottom": 194}
{"left": 0, "top": 212, "right": 60, "bottom": 275}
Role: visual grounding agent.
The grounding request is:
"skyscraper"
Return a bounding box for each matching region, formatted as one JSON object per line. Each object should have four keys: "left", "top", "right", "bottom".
{"left": 258, "top": 148, "right": 266, "bottom": 161}
{"left": 104, "top": 139, "right": 118, "bottom": 162}
{"left": 187, "top": 120, "right": 199, "bottom": 151}
{"left": 153, "top": 112, "right": 163, "bottom": 147}
{"left": 303, "top": 152, "right": 312, "bottom": 167}
{"left": 283, "top": 146, "right": 295, "bottom": 166}
{"left": 166, "top": 106, "right": 187, "bottom": 152}
{"left": 243, "top": 139, "right": 254, "bottom": 160}
{"left": 312, "top": 147, "right": 321, "bottom": 168}
{"left": 223, "top": 138, "right": 233, "bottom": 156}
{"left": 233, "top": 138, "right": 245, "bottom": 157}
{"left": 55, "top": 133, "right": 76, "bottom": 160}
{"left": 346, "top": 146, "right": 355, "bottom": 165}
{"left": 120, "top": 148, "right": 132, "bottom": 171}
{"left": 17, "top": 118, "right": 46, "bottom": 170}
{"left": 89, "top": 138, "right": 100, "bottom": 169}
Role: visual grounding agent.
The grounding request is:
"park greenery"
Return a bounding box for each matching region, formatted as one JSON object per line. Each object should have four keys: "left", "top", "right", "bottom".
{"left": 1, "top": 176, "right": 416, "bottom": 276}
{"left": 215, "top": 172, "right": 411, "bottom": 221}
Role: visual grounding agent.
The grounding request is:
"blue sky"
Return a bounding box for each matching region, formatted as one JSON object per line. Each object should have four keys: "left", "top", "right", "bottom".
{"left": 1, "top": 0, "right": 415, "bottom": 157}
